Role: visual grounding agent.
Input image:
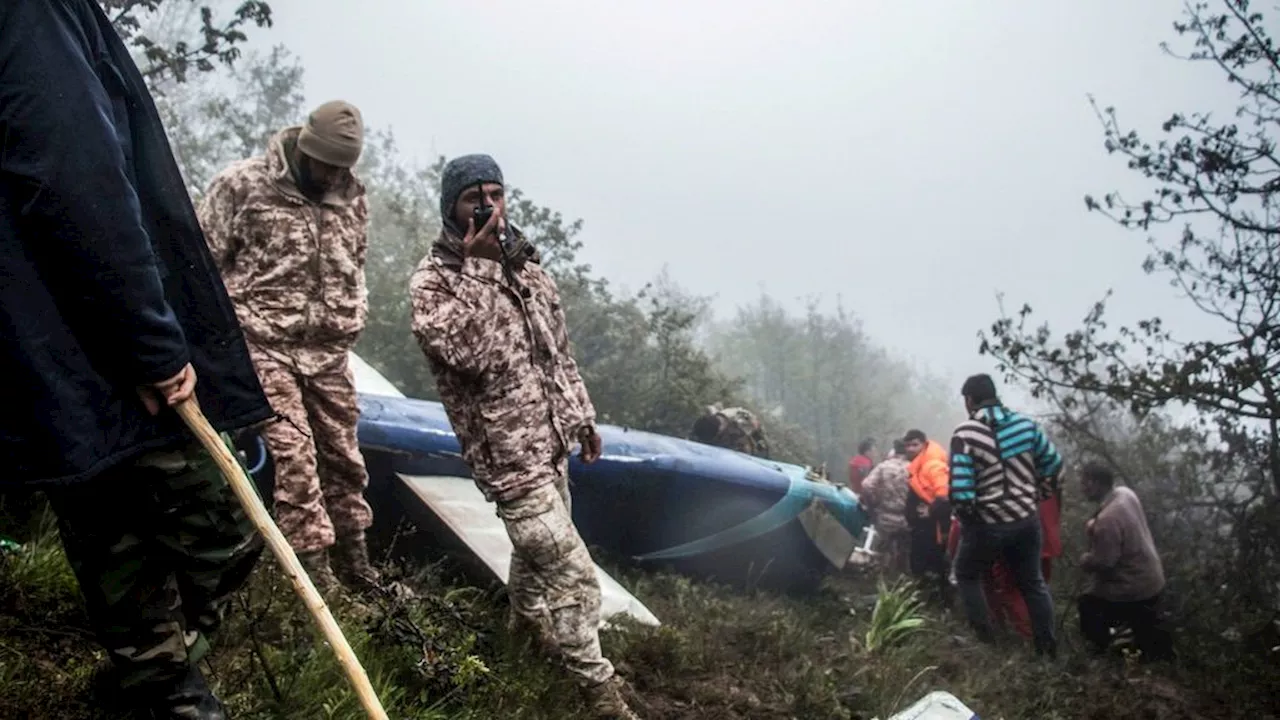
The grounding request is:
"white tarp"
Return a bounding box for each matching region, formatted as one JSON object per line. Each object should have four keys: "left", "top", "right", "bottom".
{"left": 347, "top": 352, "right": 660, "bottom": 628}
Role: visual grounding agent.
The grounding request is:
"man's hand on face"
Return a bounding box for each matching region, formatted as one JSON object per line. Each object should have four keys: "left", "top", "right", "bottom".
{"left": 136, "top": 362, "right": 197, "bottom": 415}
{"left": 462, "top": 209, "right": 505, "bottom": 261}
{"left": 579, "top": 426, "right": 602, "bottom": 464}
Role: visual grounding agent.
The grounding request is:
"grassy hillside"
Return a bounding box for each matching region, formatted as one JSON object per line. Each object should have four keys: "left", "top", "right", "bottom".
{"left": 0, "top": 496, "right": 1274, "bottom": 720}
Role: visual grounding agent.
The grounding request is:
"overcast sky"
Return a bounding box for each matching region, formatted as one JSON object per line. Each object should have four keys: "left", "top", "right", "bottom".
{"left": 246, "top": 0, "right": 1234, "bottom": 392}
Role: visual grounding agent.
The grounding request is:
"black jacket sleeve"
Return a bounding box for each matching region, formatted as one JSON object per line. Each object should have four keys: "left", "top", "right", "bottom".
{"left": 0, "top": 0, "right": 189, "bottom": 385}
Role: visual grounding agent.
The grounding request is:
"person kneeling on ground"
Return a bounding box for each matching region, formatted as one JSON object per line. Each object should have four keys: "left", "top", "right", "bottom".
{"left": 1077, "top": 462, "right": 1173, "bottom": 662}
{"left": 409, "top": 154, "right": 640, "bottom": 720}
{"left": 948, "top": 374, "right": 1062, "bottom": 657}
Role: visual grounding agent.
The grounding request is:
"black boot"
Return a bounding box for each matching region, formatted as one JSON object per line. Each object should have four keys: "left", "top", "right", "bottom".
{"left": 137, "top": 664, "right": 228, "bottom": 720}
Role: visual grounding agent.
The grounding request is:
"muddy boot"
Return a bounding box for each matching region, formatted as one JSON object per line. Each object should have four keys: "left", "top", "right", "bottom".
{"left": 507, "top": 605, "right": 560, "bottom": 659}
{"left": 296, "top": 548, "right": 342, "bottom": 598}
{"left": 137, "top": 664, "right": 228, "bottom": 720}
{"left": 582, "top": 676, "right": 642, "bottom": 720}
{"left": 331, "top": 531, "right": 382, "bottom": 593}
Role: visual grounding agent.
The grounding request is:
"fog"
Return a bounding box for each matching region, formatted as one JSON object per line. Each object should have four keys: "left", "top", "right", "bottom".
{"left": 247, "top": 0, "right": 1234, "bottom": 393}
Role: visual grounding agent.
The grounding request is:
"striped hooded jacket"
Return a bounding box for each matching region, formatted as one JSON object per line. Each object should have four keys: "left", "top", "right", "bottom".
{"left": 948, "top": 403, "right": 1063, "bottom": 525}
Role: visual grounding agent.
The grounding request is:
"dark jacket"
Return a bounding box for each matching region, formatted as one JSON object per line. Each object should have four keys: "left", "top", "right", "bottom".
{"left": 0, "top": 0, "right": 272, "bottom": 486}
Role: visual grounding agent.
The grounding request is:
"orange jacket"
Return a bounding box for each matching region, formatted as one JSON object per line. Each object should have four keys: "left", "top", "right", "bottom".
{"left": 908, "top": 439, "right": 949, "bottom": 505}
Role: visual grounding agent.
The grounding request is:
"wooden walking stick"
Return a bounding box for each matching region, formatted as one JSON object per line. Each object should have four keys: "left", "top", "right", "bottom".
{"left": 175, "top": 398, "right": 390, "bottom": 720}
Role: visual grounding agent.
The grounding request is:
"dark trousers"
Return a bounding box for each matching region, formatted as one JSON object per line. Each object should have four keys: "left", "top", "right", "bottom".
{"left": 45, "top": 437, "right": 263, "bottom": 698}
{"left": 1078, "top": 593, "right": 1172, "bottom": 662}
{"left": 954, "top": 515, "right": 1056, "bottom": 656}
{"left": 909, "top": 521, "right": 951, "bottom": 604}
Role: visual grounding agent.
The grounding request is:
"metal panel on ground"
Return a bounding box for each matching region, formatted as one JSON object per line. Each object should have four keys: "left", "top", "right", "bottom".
{"left": 349, "top": 352, "right": 659, "bottom": 627}
{"left": 885, "top": 691, "right": 980, "bottom": 720}
{"left": 397, "top": 473, "right": 661, "bottom": 628}
{"left": 349, "top": 352, "right": 406, "bottom": 398}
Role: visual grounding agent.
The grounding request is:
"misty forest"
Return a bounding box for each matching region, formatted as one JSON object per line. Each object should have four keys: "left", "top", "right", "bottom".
{"left": 1, "top": 1, "right": 1278, "bottom": 719}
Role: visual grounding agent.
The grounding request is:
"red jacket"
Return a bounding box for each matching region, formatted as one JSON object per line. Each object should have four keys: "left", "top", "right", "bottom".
{"left": 848, "top": 454, "right": 873, "bottom": 494}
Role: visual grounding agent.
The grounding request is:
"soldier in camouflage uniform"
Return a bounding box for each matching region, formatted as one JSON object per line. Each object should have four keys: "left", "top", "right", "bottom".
{"left": 859, "top": 439, "right": 912, "bottom": 575}
{"left": 197, "top": 101, "right": 379, "bottom": 595}
{"left": 689, "top": 404, "right": 771, "bottom": 458}
{"left": 1, "top": 2, "right": 275, "bottom": 716}
{"left": 410, "top": 154, "right": 640, "bottom": 720}
{"left": 49, "top": 439, "right": 263, "bottom": 714}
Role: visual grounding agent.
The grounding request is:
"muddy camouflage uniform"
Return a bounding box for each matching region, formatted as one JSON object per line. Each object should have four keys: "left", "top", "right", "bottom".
{"left": 697, "top": 406, "right": 771, "bottom": 458}
{"left": 46, "top": 437, "right": 263, "bottom": 698}
{"left": 197, "top": 127, "right": 373, "bottom": 556}
{"left": 410, "top": 229, "right": 618, "bottom": 694}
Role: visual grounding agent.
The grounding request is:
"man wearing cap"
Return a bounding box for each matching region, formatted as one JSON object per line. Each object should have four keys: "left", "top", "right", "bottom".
{"left": 410, "top": 155, "right": 641, "bottom": 719}
{"left": 198, "top": 101, "right": 377, "bottom": 594}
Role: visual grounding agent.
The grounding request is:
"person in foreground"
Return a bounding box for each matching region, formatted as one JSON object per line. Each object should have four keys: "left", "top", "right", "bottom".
{"left": 1077, "top": 463, "right": 1173, "bottom": 662}
{"left": 948, "top": 374, "right": 1062, "bottom": 657}
{"left": 409, "top": 154, "right": 640, "bottom": 719}
{"left": 198, "top": 101, "right": 380, "bottom": 595}
{"left": 0, "top": 1, "right": 274, "bottom": 717}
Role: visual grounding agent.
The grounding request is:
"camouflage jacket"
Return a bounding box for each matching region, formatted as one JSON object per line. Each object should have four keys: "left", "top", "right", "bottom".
{"left": 861, "top": 457, "right": 910, "bottom": 534}
{"left": 197, "top": 127, "right": 369, "bottom": 354}
{"left": 706, "top": 407, "right": 770, "bottom": 458}
{"left": 409, "top": 238, "right": 596, "bottom": 503}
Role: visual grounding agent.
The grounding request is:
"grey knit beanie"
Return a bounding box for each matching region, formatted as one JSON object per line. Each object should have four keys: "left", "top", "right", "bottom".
{"left": 440, "top": 154, "right": 504, "bottom": 230}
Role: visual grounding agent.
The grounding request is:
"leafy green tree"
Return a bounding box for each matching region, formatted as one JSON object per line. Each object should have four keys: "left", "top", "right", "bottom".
{"left": 154, "top": 44, "right": 306, "bottom": 196}
{"left": 101, "top": 0, "right": 272, "bottom": 84}
{"left": 352, "top": 143, "right": 443, "bottom": 398}
{"left": 980, "top": 0, "right": 1280, "bottom": 613}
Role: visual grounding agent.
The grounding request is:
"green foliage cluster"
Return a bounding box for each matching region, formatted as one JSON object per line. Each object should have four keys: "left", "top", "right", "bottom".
{"left": 981, "top": 0, "right": 1280, "bottom": 628}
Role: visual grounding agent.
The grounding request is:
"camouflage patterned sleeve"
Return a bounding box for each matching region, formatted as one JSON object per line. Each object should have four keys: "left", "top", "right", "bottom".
{"left": 196, "top": 172, "right": 241, "bottom": 273}
{"left": 352, "top": 195, "right": 370, "bottom": 269}
{"left": 545, "top": 275, "right": 597, "bottom": 431}
{"left": 353, "top": 194, "right": 371, "bottom": 316}
{"left": 408, "top": 264, "right": 492, "bottom": 378}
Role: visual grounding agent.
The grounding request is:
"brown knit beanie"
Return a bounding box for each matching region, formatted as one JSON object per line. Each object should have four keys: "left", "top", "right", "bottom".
{"left": 297, "top": 100, "right": 364, "bottom": 168}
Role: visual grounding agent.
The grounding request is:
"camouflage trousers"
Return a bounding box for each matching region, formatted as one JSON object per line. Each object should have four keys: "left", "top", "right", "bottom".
{"left": 250, "top": 345, "right": 373, "bottom": 553}
{"left": 497, "top": 469, "right": 615, "bottom": 688}
{"left": 875, "top": 528, "right": 911, "bottom": 577}
{"left": 45, "top": 437, "right": 263, "bottom": 695}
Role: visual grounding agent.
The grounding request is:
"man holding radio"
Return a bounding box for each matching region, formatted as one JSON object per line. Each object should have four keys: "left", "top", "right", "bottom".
{"left": 409, "top": 154, "right": 640, "bottom": 720}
